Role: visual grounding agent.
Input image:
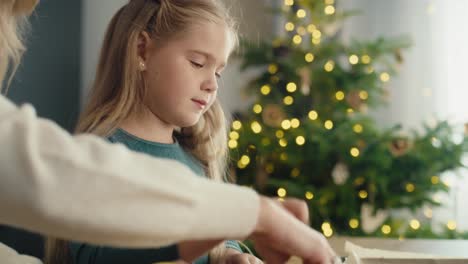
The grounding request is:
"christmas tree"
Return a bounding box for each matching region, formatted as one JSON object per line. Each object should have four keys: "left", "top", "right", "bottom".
{"left": 229, "top": 0, "right": 468, "bottom": 238}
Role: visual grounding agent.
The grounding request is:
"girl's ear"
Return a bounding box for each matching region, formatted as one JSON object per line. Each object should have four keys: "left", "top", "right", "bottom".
{"left": 137, "top": 31, "right": 152, "bottom": 63}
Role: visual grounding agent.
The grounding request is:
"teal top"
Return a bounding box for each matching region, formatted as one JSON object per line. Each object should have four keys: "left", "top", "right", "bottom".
{"left": 69, "top": 129, "right": 242, "bottom": 264}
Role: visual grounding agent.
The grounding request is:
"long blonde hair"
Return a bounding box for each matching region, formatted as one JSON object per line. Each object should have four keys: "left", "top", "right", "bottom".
{"left": 46, "top": 0, "right": 238, "bottom": 263}
{"left": 0, "top": 0, "right": 32, "bottom": 93}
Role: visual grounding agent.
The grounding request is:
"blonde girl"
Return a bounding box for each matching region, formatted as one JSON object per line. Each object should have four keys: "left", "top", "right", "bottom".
{"left": 46, "top": 0, "right": 262, "bottom": 263}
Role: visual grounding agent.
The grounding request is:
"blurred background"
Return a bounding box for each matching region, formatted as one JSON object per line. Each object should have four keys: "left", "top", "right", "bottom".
{"left": 2, "top": 0, "right": 467, "bottom": 259}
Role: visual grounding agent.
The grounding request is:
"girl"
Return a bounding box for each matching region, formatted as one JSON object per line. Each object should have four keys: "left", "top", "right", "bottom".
{"left": 46, "top": 0, "right": 262, "bottom": 263}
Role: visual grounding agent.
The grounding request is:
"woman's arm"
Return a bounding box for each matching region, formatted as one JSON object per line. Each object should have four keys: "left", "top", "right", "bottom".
{"left": 0, "top": 95, "right": 259, "bottom": 247}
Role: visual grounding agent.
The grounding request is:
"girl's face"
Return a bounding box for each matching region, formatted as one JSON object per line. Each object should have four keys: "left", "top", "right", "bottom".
{"left": 140, "top": 21, "right": 232, "bottom": 128}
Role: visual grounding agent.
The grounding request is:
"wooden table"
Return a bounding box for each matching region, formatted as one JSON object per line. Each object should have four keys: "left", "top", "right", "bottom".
{"left": 329, "top": 237, "right": 468, "bottom": 258}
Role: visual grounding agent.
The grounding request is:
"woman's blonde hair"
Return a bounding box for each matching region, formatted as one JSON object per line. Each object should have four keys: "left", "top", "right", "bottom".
{"left": 46, "top": 0, "right": 238, "bottom": 263}
{"left": 0, "top": 0, "right": 32, "bottom": 93}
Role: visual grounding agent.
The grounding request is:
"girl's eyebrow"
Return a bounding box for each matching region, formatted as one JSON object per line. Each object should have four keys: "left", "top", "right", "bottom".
{"left": 189, "top": 49, "right": 226, "bottom": 68}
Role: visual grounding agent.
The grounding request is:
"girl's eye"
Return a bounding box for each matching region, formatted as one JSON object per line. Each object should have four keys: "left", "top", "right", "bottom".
{"left": 190, "top": 61, "right": 203, "bottom": 68}
{"left": 215, "top": 73, "right": 221, "bottom": 79}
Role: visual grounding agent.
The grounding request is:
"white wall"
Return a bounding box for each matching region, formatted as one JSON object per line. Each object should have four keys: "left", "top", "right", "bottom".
{"left": 81, "top": 0, "right": 128, "bottom": 104}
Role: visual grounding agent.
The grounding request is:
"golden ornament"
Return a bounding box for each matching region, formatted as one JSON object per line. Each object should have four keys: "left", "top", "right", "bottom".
{"left": 262, "top": 104, "right": 286, "bottom": 127}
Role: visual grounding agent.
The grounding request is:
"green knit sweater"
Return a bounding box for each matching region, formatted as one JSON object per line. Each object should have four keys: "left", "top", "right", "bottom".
{"left": 69, "top": 129, "right": 242, "bottom": 264}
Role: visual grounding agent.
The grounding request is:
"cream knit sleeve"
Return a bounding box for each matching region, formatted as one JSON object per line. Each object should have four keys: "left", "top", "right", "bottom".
{"left": 0, "top": 95, "right": 259, "bottom": 248}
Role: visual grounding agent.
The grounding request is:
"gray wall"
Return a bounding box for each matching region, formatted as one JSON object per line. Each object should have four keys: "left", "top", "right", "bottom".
{"left": 0, "top": 0, "right": 82, "bottom": 258}
{"left": 7, "top": 0, "right": 82, "bottom": 131}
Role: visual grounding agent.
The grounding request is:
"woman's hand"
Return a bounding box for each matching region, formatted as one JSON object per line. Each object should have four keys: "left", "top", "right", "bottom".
{"left": 249, "top": 197, "right": 337, "bottom": 264}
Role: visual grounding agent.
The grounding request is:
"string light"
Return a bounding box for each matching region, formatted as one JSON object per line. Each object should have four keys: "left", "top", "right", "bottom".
{"left": 294, "top": 26, "right": 306, "bottom": 35}
{"left": 324, "top": 5, "right": 336, "bottom": 15}
{"left": 279, "top": 138, "right": 288, "bottom": 147}
{"left": 281, "top": 120, "right": 292, "bottom": 130}
{"left": 324, "top": 120, "right": 334, "bottom": 130}
{"left": 268, "top": 64, "right": 278, "bottom": 74}
{"left": 305, "top": 53, "right": 315, "bottom": 62}
{"left": 447, "top": 220, "right": 457, "bottom": 230}
{"left": 276, "top": 130, "right": 285, "bottom": 139}
{"left": 237, "top": 155, "right": 250, "bottom": 169}
{"left": 307, "top": 24, "right": 317, "bottom": 33}
{"left": 361, "top": 55, "right": 371, "bottom": 64}
{"left": 251, "top": 121, "right": 262, "bottom": 134}
{"left": 240, "top": 155, "right": 250, "bottom": 166}
{"left": 359, "top": 91, "right": 369, "bottom": 100}
{"left": 228, "top": 140, "right": 238, "bottom": 149}
{"left": 284, "top": 0, "right": 294, "bottom": 6}
{"left": 353, "top": 124, "right": 363, "bottom": 133}
{"left": 324, "top": 60, "right": 335, "bottom": 72}
{"left": 349, "top": 54, "right": 359, "bottom": 65}
{"left": 290, "top": 118, "right": 300, "bottom": 128}
{"left": 410, "top": 219, "right": 420, "bottom": 230}
{"left": 358, "top": 190, "right": 368, "bottom": 199}
{"left": 312, "top": 30, "right": 322, "bottom": 39}
{"left": 322, "top": 222, "right": 331, "bottom": 230}
{"left": 325, "top": 0, "right": 334, "bottom": 4}
{"left": 261, "top": 138, "right": 271, "bottom": 146}
{"left": 349, "top": 219, "right": 359, "bottom": 229}
{"left": 291, "top": 168, "right": 300, "bottom": 178}
{"left": 292, "top": 35, "right": 302, "bottom": 45}
{"left": 280, "top": 152, "right": 288, "bottom": 161}
{"left": 406, "top": 183, "right": 415, "bottom": 193}
{"left": 296, "top": 136, "right": 306, "bottom": 145}
{"left": 252, "top": 104, "right": 262, "bottom": 114}
{"left": 277, "top": 188, "right": 287, "bottom": 198}
{"left": 285, "top": 22, "right": 295, "bottom": 31}
{"left": 321, "top": 222, "right": 333, "bottom": 237}
{"left": 431, "top": 175, "right": 440, "bottom": 185}
{"left": 229, "top": 131, "right": 239, "bottom": 140}
{"left": 305, "top": 191, "right": 314, "bottom": 200}
{"left": 335, "top": 91, "right": 345, "bottom": 101}
{"left": 312, "top": 38, "right": 321, "bottom": 45}
{"left": 308, "top": 110, "right": 318, "bottom": 120}
{"left": 232, "top": 120, "right": 242, "bottom": 130}
{"left": 296, "top": 9, "right": 306, "bottom": 18}
{"left": 324, "top": 229, "right": 333, "bottom": 237}
{"left": 261, "top": 85, "right": 271, "bottom": 95}
{"left": 380, "top": 72, "right": 390, "bottom": 82}
{"left": 283, "top": 96, "right": 294, "bottom": 105}
{"left": 381, "top": 225, "right": 391, "bottom": 235}
{"left": 286, "top": 82, "right": 297, "bottom": 93}
{"left": 354, "top": 177, "right": 365, "bottom": 186}
{"left": 350, "top": 147, "right": 360, "bottom": 157}
{"left": 265, "top": 163, "right": 274, "bottom": 173}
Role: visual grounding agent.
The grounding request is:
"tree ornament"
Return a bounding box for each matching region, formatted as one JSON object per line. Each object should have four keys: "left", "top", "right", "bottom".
{"left": 346, "top": 90, "right": 363, "bottom": 109}
{"left": 389, "top": 137, "right": 413, "bottom": 157}
{"left": 298, "top": 67, "right": 311, "bottom": 95}
{"left": 361, "top": 203, "right": 389, "bottom": 234}
{"left": 262, "top": 104, "right": 286, "bottom": 127}
{"left": 331, "top": 162, "right": 349, "bottom": 185}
